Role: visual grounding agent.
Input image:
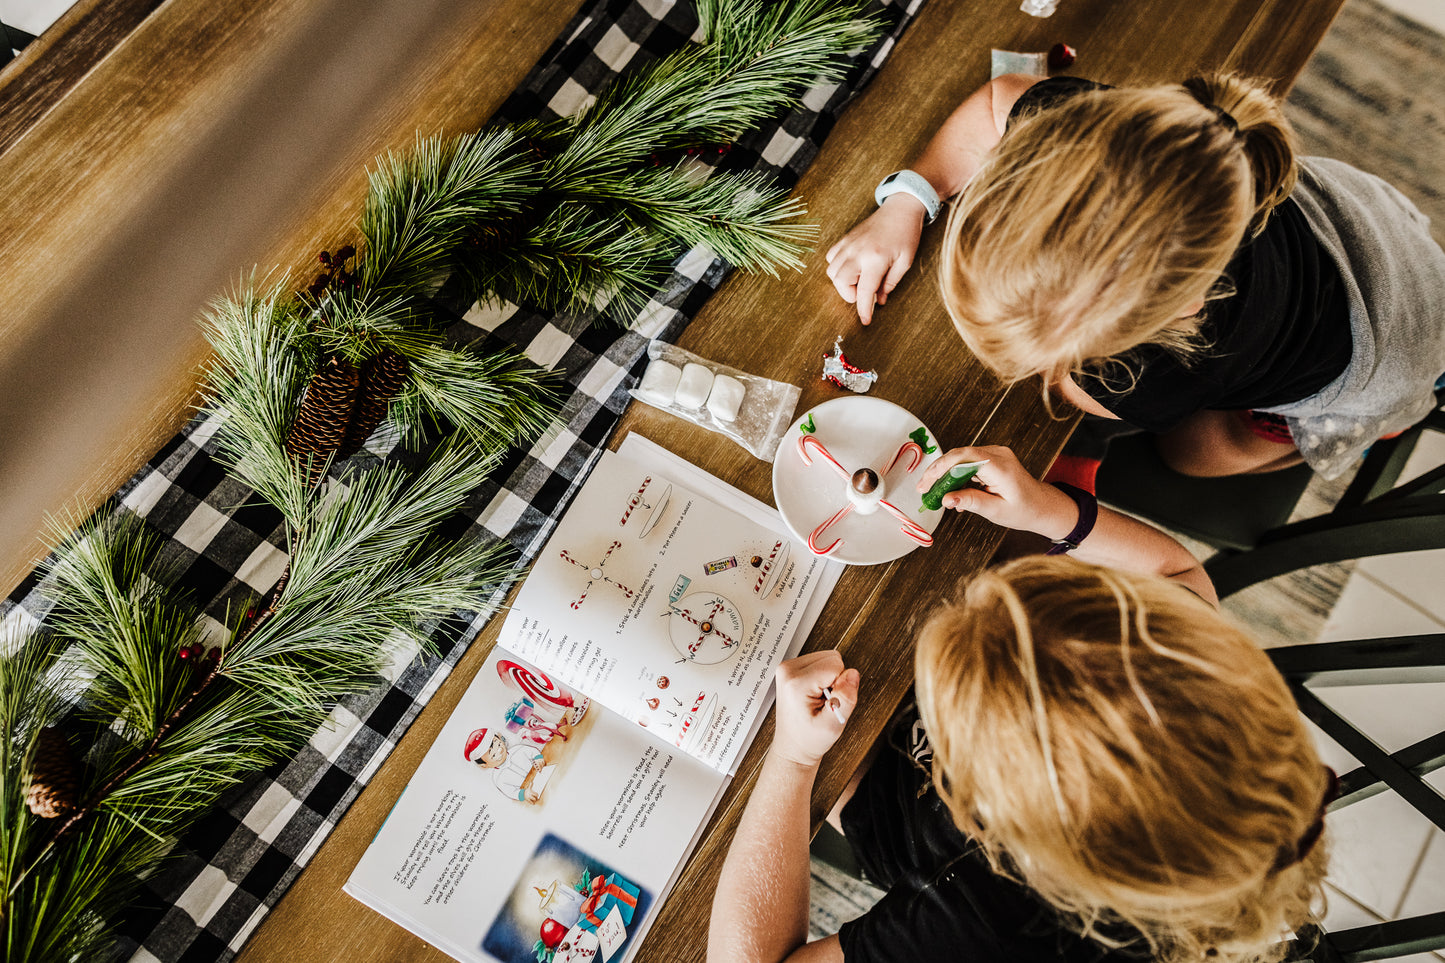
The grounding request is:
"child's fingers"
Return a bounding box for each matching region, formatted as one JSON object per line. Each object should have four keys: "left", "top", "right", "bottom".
{"left": 917, "top": 445, "right": 993, "bottom": 490}
{"left": 881, "top": 256, "right": 910, "bottom": 297}
{"left": 855, "top": 263, "right": 887, "bottom": 324}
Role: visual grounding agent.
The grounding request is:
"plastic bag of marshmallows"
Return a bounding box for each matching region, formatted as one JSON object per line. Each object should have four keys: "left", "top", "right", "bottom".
{"left": 629, "top": 341, "right": 801, "bottom": 461}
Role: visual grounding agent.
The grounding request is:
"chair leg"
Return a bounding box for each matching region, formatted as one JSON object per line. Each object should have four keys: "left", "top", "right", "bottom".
{"left": 1205, "top": 497, "right": 1445, "bottom": 597}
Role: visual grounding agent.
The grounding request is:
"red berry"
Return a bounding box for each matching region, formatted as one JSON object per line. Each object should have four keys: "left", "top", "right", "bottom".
{"left": 178, "top": 647, "right": 191, "bottom": 661}
{"left": 319, "top": 251, "right": 332, "bottom": 266}
{"left": 336, "top": 244, "right": 356, "bottom": 262}
{"left": 1048, "top": 42, "right": 1077, "bottom": 70}
{"left": 207, "top": 648, "right": 221, "bottom": 662}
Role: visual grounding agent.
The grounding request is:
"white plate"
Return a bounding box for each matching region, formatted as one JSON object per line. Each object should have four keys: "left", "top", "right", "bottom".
{"left": 772, "top": 396, "right": 943, "bottom": 565}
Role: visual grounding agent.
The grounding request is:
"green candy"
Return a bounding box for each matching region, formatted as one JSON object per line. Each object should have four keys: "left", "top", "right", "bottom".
{"left": 920, "top": 460, "right": 987, "bottom": 512}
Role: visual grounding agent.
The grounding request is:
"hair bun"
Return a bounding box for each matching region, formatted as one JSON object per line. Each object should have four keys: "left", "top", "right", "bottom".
{"left": 1182, "top": 74, "right": 1297, "bottom": 234}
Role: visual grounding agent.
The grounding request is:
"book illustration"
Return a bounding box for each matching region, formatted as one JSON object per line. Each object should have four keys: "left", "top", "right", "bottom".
{"left": 700, "top": 538, "right": 791, "bottom": 599}
{"left": 464, "top": 663, "right": 595, "bottom": 805}
{"left": 617, "top": 475, "right": 671, "bottom": 539}
{"left": 666, "top": 592, "right": 744, "bottom": 665}
{"left": 481, "top": 833, "right": 651, "bottom": 963}
{"left": 750, "top": 539, "right": 789, "bottom": 597}
{"left": 559, "top": 542, "right": 633, "bottom": 610}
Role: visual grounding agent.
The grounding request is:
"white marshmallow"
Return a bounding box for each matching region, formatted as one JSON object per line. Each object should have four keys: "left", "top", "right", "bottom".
{"left": 637, "top": 360, "right": 682, "bottom": 406}
{"left": 705, "top": 374, "right": 745, "bottom": 422}
{"left": 674, "top": 363, "right": 715, "bottom": 409}
{"left": 846, "top": 473, "right": 886, "bottom": 515}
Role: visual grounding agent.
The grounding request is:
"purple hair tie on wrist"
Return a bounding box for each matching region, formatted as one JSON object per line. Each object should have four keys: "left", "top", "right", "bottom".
{"left": 1044, "top": 482, "right": 1098, "bottom": 555}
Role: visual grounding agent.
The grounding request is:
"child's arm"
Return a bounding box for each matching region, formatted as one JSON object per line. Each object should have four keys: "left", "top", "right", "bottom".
{"left": 826, "top": 73, "right": 1042, "bottom": 324}
{"left": 707, "top": 653, "right": 857, "bottom": 963}
{"left": 917, "top": 445, "right": 1219, "bottom": 604}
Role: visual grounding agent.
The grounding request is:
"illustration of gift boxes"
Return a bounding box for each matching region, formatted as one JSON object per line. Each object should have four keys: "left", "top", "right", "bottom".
{"left": 506, "top": 697, "right": 567, "bottom": 747}
{"left": 577, "top": 872, "right": 639, "bottom": 932}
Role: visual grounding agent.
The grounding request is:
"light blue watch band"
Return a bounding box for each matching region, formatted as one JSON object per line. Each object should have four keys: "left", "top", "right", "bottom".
{"left": 874, "top": 169, "right": 942, "bottom": 223}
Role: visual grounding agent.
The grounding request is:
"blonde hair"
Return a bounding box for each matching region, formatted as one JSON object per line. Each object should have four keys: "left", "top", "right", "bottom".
{"left": 940, "top": 74, "right": 1298, "bottom": 387}
{"left": 915, "top": 557, "right": 1328, "bottom": 963}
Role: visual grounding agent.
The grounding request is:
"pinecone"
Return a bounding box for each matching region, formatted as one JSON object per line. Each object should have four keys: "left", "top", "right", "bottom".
{"left": 336, "top": 350, "right": 409, "bottom": 460}
{"left": 25, "top": 727, "right": 80, "bottom": 819}
{"left": 285, "top": 355, "right": 360, "bottom": 488}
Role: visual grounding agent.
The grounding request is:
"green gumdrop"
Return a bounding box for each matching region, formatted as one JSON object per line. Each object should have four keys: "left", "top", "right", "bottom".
{"left": 920, "top": 462, "right": 985, "bottom": 511}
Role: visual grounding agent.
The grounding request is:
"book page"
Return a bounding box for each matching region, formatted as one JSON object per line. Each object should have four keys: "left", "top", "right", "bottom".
{"left": 497, "top": 445, "right": 828, "bottom": 772}
{"left": 346, "top": 648, "right": 725, "bottom": 963}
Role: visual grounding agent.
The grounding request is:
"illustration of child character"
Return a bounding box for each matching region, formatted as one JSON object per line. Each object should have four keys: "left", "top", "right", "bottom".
{"left": 464, "top": 727, "right": 546, "bottom": 804}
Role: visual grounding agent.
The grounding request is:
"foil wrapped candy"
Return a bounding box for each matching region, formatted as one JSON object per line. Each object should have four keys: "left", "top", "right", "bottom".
{"left": 822, "top": 337, "right": 878, "bottom": 393}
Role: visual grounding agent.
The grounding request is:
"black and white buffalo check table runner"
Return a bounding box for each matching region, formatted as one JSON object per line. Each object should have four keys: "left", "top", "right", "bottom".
{"left": 1, "top": 0, "right": 926, "bottom": 959}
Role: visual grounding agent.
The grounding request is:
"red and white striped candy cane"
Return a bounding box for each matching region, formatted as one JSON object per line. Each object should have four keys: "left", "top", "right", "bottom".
{"left": 880, "top": 500, "right": 934, "bottom": 547}
{"left": 797, "top": 435, "right": 850, "bottom": 480}
{"left": 808, "top": 503, "right": 853, "bottom": 556}
{"left": 619, "top": 476, "right": 652, "bottom": 527}
{"left": 882, "top": 441, "right": 924, "bottom": 475}
{"left": 753, "top": 540, "right": 782, "bottom": 594}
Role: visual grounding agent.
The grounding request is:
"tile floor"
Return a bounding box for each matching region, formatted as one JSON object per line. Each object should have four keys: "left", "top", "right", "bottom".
{"left": 1307, "top": 426, "right": 1445, "bottom": 960}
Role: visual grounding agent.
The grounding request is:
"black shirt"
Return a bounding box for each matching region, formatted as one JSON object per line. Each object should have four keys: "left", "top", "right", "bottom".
{"left": 1004, "top": 78, "right": 1353, "bottom": 432}
{"left": 836, "top": 708, "right": 1146, "bottom": 963}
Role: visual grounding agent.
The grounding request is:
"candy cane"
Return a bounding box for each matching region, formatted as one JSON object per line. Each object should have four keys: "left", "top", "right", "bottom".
{"left": 880, "top": 500, "right": 934, "bottom": 547}
{"left": 797, "top": 435, "right": 850, "bottom": 480}
{"left": 808, "top": 503, "right": 853, "bottom": 556}
{"left": 619, "top": 476, "right": 652, "bottom": 527}
{"left": 882, "top": 441, "right": 924, "bottom": 475}
{"left": 753, "top": 539, "right": 782, "bottom": 594}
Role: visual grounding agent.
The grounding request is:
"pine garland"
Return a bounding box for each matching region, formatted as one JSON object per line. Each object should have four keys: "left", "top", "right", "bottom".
{"left": 0, "top": 2, "right": 883, "bottom": 959}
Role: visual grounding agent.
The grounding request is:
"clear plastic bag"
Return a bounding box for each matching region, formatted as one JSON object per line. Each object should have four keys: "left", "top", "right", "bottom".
{"left": 629, "top": 341, "right": 801, "bottom": 462}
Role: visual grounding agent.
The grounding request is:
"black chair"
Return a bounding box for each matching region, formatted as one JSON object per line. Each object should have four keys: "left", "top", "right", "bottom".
{"left": 1273, "top": 633, "right": 1445, "bottom": 963}
{"left": 2, "top": 21, "right": 37, "bottom": 68}
{"left": 1095, "top": 389, "right": 1445, "bottom": 597}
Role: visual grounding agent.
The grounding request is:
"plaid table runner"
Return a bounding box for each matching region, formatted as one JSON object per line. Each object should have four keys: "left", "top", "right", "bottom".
{"left": 1, "top": 0, "right": 925, "bottom": 959}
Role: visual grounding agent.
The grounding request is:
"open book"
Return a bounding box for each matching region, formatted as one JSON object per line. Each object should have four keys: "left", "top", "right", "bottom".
{"left": 346, "top": 434, "right": 842, "bottom": 963}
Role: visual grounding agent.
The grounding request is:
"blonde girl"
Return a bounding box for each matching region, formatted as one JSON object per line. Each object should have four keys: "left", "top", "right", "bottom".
{"left": 709, "top": 446, "right": 1331, "bottom": 963}
{"left": 826, "top": 73, "right": 1445, "bottom": 480}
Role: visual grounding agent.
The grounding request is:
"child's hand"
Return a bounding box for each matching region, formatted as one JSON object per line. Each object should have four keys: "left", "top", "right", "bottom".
{"left": 825, "top": 197, "right": 927, "bottom": 325}
{"left": 772, "top": 651, "right": 859, "bottom": 769}
{"left": 917, "top": 445, "right": 1079, "bottom": 541}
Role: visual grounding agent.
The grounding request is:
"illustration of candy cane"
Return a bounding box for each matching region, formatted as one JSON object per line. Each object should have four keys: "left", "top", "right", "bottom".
{"left": 559, "top": 540, "right": 634, "bottom": 609}
{"left": 672, "top": 598, "right": 739, "bottom": 653}
{"left": 753, "top": 539, "right": 783, "bottom": 594}
{"left": 619, "top": 475, "right": 653, "bottom": 527}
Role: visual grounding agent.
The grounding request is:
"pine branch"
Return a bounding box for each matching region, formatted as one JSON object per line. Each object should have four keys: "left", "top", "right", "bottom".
{"left": 361, "top": 130, "right": 536, "bottom": 301}
{"left": 3, "top": 442, "right": 519, "bottom": 960}
{"left": 569, "top": 165, "right": 816, "bottom": 274}
{"left": 460, "top": 204, "right": 676, "bottom": 319}
{"left": 549, "top": 0, "right": 877, "bottom": 182}
{"left": 200, "top": 283, "right": 315, "bottom": 527}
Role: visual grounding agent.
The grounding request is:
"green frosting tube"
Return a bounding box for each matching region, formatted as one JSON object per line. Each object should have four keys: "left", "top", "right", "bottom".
{"left": 919, "top": 461, "right": 987, "bottom": 512}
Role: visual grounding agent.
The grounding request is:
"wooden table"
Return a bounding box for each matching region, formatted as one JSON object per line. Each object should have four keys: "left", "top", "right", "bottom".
{"left": 1, "top": 0, "right": 1344, "bottom": 959}
{"left": 229, "top": 1, "right": 1347, "bottom": 961}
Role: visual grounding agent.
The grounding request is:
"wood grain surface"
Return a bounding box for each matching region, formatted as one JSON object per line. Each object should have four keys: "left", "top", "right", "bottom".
{"left": 0, "top": 0, "right": 1345, "bottom": 959}
{"left": 228, "top": 1, "right": 1346, "bottom": 961}
{"left": 0, "top": 0, "right": 586, "bottom": 596}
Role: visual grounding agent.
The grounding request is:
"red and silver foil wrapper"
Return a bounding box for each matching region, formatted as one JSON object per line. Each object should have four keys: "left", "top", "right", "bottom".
{"left": 822, "top": 337, "right": 878, "bottom": 393}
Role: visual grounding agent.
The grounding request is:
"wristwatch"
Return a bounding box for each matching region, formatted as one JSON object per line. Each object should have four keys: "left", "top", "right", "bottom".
{"left": 874, "top": 169, "right": 942, "bottom": 223}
